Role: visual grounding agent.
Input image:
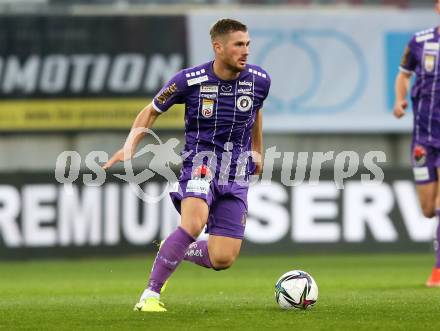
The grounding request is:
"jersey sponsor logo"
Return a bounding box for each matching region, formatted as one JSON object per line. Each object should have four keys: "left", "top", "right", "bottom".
{"left": 201, "top": 99, "right": 214, "bottom": 118}
{"left": 186, "top": 179, "right": 210, "bottom": 194}
{"left": 238, "top": 87, "right": 253, "bottom": 95}
{"left": 416, "top": 34, "right": 434, "bottom": 43}
{"left": 239, "top": 81, "right": 253, "bottom": 87}
{"left": 424, "top": 54, "right": 436, "bottom": 73}
{"left": 200, "top": 93, "right": 217, "bottom": 99}
{"left": 412, "top": 145, "right": 427, "bottom": 166}
{"left": 200, "top": 85, "right": 218, "bottom": 93}
{"left": 425, "top": 42, "right": 440, "bottom": 51}
{"left": 156, "top": 83, "right": 178, "bottom": 105}
{"left": 187, "top": 75, "right": 208, "bottom": 86}
{"left": 220, "top": 84, "right": 234, "bottom": 96}
{"left": 237, "top": 95, "right": 253, "bottom": 112}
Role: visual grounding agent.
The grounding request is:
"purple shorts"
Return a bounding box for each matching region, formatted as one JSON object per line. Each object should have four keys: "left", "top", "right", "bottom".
{"left": 169, "top": 178, "right": 248, "bottom": 240}
{"left": 411, "top": 141, "right": 440, "bottom": 184}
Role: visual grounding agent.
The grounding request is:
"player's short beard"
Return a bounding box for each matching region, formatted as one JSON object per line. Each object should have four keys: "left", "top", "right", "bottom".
{"left": 225, "top": 58, "right": 243, "bottom": 74}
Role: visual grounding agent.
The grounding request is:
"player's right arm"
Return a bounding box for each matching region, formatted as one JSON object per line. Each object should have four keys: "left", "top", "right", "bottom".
{"left": 393, "top": 71, "right": 412, "bottom": 119}
{"left": 393, "top": 39, "right": 417, "bottom": 119}
{"left": 103, "top": 104, "right": 161, "bottom": 170}
{"left": 103, "top": 70, "right": 188, "bottom": 170}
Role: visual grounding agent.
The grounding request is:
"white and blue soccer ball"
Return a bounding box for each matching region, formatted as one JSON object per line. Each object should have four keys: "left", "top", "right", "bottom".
{"left": 274, "top": 270, "right": 318, "bottom": 310}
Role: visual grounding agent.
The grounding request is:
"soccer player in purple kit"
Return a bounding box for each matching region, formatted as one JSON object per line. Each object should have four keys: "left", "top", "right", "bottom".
{"left": 103, "top": 19, "right": 271, "bottom": 310}
{"left": 393, "top": 1, "right": 440, "bottom": 287}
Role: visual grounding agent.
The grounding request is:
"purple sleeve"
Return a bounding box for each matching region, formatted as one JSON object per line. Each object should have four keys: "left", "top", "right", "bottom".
{"left": 152, "top": 70, "right": 187, "bottom": 113}
{"left": 260, "top": 74, "right": 271, "bottom": 110}
{"left": 399, "top": 37, "right": 417, "bottom": 73}
{"left": 263, "top": 74, "right": 271, "bottom": 101}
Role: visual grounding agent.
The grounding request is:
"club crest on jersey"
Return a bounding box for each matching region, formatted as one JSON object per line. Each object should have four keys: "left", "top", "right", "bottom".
{"left": 236, "top": 95, "right": 252, "bottom": 112}
{"left": 413, "top": 145, "right": 427, "bottom": 166}
{"left": 202, "top": 99, "right": 214, "bottom": 118}
{"left": 424, "top": 54, "right": 436, "bottom": 73}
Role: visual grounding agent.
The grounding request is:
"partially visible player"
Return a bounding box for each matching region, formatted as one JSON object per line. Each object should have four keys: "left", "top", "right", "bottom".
{"left": 103, "top": 19, "right": 271, "bottom": 310}
{"left": 393, "top": 0, "right": 440, "bottom": 287}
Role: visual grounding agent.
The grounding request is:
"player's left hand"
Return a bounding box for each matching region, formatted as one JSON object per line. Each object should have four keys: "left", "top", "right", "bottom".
{"left": 253, "top": 161, "right": 263, "bottom": 176}
{"left": 252, "top": 151, "right": 263, "bottom": 176}
{"left": 102, "top": 148, "right": 132, "bottom": 170}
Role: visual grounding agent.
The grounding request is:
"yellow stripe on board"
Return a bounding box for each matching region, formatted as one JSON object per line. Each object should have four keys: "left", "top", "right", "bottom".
{"left": 0, "top": 98, "right": 184, "bottom": 130}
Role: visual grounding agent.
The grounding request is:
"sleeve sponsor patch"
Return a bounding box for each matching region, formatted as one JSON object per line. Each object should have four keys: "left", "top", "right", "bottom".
{"left": 416, "top": 33, "right": 434, "bottom": 43}
{"left": 156, "top": 83, "right": 178, "bottom": 105}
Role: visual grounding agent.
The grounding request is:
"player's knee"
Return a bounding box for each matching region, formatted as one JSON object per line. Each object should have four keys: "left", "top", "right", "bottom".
{"left": 435, "top": 195, "right": 440, "bottom": 214}
{"left": 211, "top": 254, "right": 236, "bottom": 271}
{"left": 181, "top": 218, "right": 206, "bottom": 237}
{"left": 421, "top": 202, "right": 436, "bottom": 218}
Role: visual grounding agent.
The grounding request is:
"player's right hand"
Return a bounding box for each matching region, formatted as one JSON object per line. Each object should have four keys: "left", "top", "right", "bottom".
{"left": 102, "top": 148, "right": 131, "bottom": 170}
{"left": 393, "top": 100, "right": 408, "bottom": 118}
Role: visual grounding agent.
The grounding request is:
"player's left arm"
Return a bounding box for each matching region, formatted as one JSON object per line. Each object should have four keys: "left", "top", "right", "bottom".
{"left": 251, "top": 109, "right": 263, "bottom": 176}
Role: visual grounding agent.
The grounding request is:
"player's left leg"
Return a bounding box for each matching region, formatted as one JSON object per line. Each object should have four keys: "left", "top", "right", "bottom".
{"left": 208, "top": 235, "right": 242, "bottom": 270}
{"left": 184, "top": 193, "right": 246, "bottom": 270}
{"left": 184, "top": 235, "right": 242, "bottom": 270}
{"left": 427, "top": 167, "right": 440, "bottom": 287}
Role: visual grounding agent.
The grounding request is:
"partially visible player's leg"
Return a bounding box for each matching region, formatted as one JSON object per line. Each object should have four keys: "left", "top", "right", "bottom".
{"left": 184, "top": 193, "right": 246, "bottom": 270}
{"left": 416, "top": 183, "right": 437, "bottom": 218}
{"left": 411, "top": 143, "right": 440, "bottom": 286}
{"left": 426, "top": 168, "right": 440, "bottom": 287}
{"left": 146, "top": 197, "right": 208, "bottom": 293}
{"left": 435, "top": 167, "right": 440, "bottom": 268}
{"left": 135, "top": 197, "right": 209, "bottom": 311}
{"left": 413, "top": 143, "right": 437, "bottom": 218}
{"left": 208, "top": 235, "right": 242, "bottom": 270}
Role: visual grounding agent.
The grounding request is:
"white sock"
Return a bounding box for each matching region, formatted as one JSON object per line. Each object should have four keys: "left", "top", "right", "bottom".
{"left": 140, "top": 288, "right": 160, "bottom": 301}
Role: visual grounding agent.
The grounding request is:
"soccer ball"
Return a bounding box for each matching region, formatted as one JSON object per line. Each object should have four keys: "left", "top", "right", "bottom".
{"left": 274, "top": 270, "right": 318, "bottom": 310}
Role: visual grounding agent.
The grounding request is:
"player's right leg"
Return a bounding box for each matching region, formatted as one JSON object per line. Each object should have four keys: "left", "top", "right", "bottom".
{"left": 415, "top": 181, "right": 440, "bottom": 287}
{"left": 184, "top": 190, "right": 247, "bottom": 270}
{"left": 415, "top": 183, "right": 437, "bottom": 219}
{"left": 134, "top": 197, "right": 208, "bottom": 312}
{"left": 426, "top": 167, "right": 440, "bottom": 287}
{"left": 412, "top": 143, "right": 437, "bottom": 218}
{"left": 411, "top": 143, "right": 440, "bottom": 286}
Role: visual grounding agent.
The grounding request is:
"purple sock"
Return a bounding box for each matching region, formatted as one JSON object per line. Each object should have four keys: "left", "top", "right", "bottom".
{"left": 184, "top": 240, "right": 213, "bottom": 269}
{"left": 436, "top": 210, "right": 440, "bottom": 268}
{"left": 147, "top": 227, "right": 195, "bottom": 294}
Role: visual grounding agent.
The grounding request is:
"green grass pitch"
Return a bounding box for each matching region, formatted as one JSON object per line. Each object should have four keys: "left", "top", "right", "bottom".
{"left": 1, "top": 253, "right": 439, "bottom": 330}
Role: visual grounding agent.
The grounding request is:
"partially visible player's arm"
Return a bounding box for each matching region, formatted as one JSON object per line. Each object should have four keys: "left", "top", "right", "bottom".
{"left": 103, "top": 103, "right": 161, "bottom": 170}
{"left": 393, "top": 71, "right": 412, "bottom": 119}
{"left": 251, "top": 109, "right": 263, "bottom": 175}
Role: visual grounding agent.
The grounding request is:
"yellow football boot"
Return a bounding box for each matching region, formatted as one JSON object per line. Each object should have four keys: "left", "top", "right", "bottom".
{"left": 133, "top": 297, "right": 167, "bottom": 312}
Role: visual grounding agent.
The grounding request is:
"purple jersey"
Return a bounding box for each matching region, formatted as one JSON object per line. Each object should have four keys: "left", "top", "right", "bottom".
{"left": 400, "top": 27, "right": 440, "bottom": 147}
{"left": 153, "top": 61, "right": 271, "bottom": 181}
